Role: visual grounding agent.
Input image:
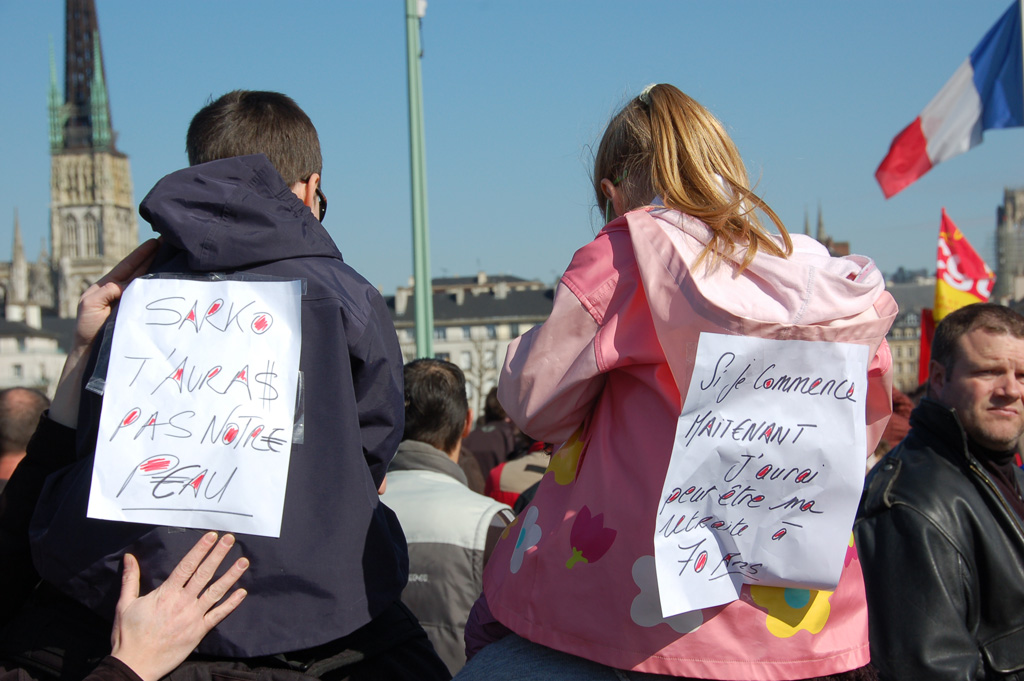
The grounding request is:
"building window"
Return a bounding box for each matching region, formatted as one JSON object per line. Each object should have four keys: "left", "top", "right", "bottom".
{"left": 433, "top": 327, "right": 447, "bottom": 340}
{"left": 485, "top": 350, "right": 497, "bottom": 369}
{"left": 460, "top": 350, "right": 472, "bottom": 368}
{"left": 486, "top": 324, "right": 497, "bottom": 339}
{"left": 84, "top": 214, "right": 99, "bottom": 256}
{"left": 510, "top": 323, "right": 520, "bottom": 337}
{"left": 64, "top": 215, "right": 79, "bottom": 258}
{"left": 434, "top": 352, "right": 450, "bottom": 361}
{"left": 462, "top": 326, "right": 472, "bottom": 340}
{"left": 12, "top": 364, "right": 22, "bottom": 379}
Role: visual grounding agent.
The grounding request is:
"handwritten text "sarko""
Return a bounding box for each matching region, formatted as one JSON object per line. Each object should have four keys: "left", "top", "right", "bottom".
{"left": 144, "top": 296, "right": 275, "bottom": 336}
{"left": 701, "top": 351, "right": 860, "bottom": 405}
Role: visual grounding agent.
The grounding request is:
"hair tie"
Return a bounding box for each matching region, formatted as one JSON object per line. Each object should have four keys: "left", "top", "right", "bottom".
{"left": 638, "top": 83, "right": 657, "bottom": 107}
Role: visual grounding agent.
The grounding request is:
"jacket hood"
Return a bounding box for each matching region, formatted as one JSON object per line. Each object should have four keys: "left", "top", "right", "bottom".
{"left": 139, "top": 154, "right": 341, "bottom": 271}
{"left": 626, "top": 208, "right": 892, "bottom": 327}
{"left": 622, "top": 207, "right": 897, "bottom": 406}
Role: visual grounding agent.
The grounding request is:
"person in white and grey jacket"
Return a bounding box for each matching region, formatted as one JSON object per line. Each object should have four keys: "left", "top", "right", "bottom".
{"left": 385, "top": 359, "right": 514, "bottom": 676}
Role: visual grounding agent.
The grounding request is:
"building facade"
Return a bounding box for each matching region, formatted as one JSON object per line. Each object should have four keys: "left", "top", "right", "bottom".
{"left": 0, "top": 1, "right": 136, "bottom": 393}
{"left": 48, "top": 0, "right": 138, "bottom": 317}
{"left": 0, "top": 314, "right": 67, "bottom": 397}
{"left": 884, "top": 281, "right": 934, "bottom": 394}
{"left": 995, "top": 187, "right": 1024, "bottom": 302}
{"left": 1, "top": 0, "right": 137, "bottom": 320}
{"left": 388, "top": 273, "right": 554, "bottom": 416}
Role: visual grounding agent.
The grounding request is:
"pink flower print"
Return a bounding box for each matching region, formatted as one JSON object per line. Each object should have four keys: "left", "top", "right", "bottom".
{"left": 566, "top": 505, "right": 616, "bottom": 569}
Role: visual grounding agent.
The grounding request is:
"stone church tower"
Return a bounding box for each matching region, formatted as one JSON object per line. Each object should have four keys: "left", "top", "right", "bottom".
{"left": 48, "top": 0, "right": 137, "bottom": 317}
{"left": 995, "top": 187, "right": 1024, "bottom": 301}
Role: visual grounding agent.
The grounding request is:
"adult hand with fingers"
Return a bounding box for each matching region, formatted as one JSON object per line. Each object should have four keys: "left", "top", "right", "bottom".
{"left": 72, "top": 238, "right": 161, "bottom": 353}
{"left": 49, "top": 238, "right": 161, "bottom": 427}
{"left": 110, "top": 532, "right": 249, "bottom": 681}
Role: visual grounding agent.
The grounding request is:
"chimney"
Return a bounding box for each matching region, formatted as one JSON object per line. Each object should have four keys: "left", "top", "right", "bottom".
{"left": 395, "top": 288, "right": 410, "bottom": 316}
{"left": 5, "top": 304, "right": 24, "bottom": 323}
{"left": 455, "top": 289, "right": 465, "bottom": 305}
{"left": 476, "top": 271, "right": 487, "bottom": 285}
{"left": 25, "top": 304, "right": 42, "bottom": 329}
{"left": 495, "top": 282, "right": 508, "bottom": 300}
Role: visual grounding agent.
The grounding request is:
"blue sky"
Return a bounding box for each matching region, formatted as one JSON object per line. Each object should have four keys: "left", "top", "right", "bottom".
{"left": 2, "top": 1, "right": 1022, "bottom": 293}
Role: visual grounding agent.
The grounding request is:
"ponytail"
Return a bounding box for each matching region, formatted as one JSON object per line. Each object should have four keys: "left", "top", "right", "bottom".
{"left": 594, "top": 84, "right": 792, "bottom": 272}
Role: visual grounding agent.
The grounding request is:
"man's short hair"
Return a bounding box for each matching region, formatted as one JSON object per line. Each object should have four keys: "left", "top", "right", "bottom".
{"left": 0, "top": 388, "right": 49, "bottom": 455}
{"left": 483, "top": 387, "right": 507, "bottom": 423}
{"left": 932, "top": 303, "right": 1024, "bottom": 374}
{"left": 186, "top": 90, "right": 322, "bottom": 186}
{"left": 403, "top": 359, "right": 468, "bottom": 453}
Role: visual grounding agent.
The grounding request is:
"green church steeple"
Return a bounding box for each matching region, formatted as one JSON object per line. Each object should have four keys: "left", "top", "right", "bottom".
{"left": 47, "top": 37, "right": 65, "bottom": 151}
{"left": 89, "top": 34, "right": 111, "bottom": 149}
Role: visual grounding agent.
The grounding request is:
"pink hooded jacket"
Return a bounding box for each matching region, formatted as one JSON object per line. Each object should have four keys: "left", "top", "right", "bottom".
{"left": 483, "top": 207, "right": 896, "bottom": 680}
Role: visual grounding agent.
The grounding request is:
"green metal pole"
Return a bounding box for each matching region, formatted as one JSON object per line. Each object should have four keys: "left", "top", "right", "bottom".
{"left": 406, "top": 0, "right": 433, "bottom": 358}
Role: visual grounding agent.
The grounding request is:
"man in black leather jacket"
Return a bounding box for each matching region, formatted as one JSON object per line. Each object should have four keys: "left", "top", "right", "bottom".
{"left": 855, "top": 303, "right": 1024, "bottom": 680}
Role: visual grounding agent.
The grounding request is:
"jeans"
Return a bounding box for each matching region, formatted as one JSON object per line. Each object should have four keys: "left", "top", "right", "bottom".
{"left": 454, "top": 633, "right": 878, "bottom": 681}
{"left": 453, "top": 634, "right": 677, "bottom": 681}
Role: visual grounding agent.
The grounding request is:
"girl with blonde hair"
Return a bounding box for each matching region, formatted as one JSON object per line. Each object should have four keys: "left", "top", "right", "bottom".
{"left": 457, "top": 84, "right": 895, "bottom": 680}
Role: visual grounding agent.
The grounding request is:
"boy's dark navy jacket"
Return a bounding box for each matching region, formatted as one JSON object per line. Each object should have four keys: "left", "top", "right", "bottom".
{"left": 26, "top": 155, "right": 409, "bottom": 657}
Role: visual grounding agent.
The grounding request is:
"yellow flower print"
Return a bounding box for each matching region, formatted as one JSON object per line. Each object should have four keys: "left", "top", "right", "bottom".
{"left": 749, "top": 586, "right": 833, "bottom": 638}
{"left": 547, "top": 426, "right": 585, "bottom": 485}
{"left": 501, "top": 515, "right": 519, "bottom": 541}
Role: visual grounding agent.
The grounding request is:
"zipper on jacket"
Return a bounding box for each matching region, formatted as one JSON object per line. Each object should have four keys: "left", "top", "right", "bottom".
{"left": 968, "top": 462, "right": 1024, "bottom": 542}
{"left": 947, "top": 406, "right": 1024, "bottom": 542}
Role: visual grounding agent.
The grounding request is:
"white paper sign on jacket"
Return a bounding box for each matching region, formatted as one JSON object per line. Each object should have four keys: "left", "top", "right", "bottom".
{"left": 87, "top": 277, "right": 302, "bottom": 538}
{"left": 654, "top": 332, "right": 867, "bottom": 616}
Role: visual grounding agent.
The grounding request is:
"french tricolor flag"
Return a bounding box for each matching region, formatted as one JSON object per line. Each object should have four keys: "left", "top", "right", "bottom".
{"left": 876, "top": 1, "right": 1024, "bottom": 199}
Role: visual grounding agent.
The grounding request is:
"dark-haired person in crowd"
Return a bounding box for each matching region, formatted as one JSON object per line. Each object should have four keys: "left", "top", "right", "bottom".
{"left": 462, "top": 387, "right": 522, "bottom": 479}
{"left": 386, "top": 359, "right": 513, "bottom": 675}
{"left": 856, "top": 302, "right": 1024, "bottom": 680}
{"left": 0, "top": 388, "right": 49, "bottom": 493}
{"left": 0, "top": 91, "right": 448, "bottom": 680}
{"left": 484, "top": 440, "right": 551, "bottom": 510}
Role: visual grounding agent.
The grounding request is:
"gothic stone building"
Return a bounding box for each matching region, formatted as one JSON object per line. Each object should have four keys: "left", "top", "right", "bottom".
{"left": 3, "top": 0, "right": 137, "bottom": 320}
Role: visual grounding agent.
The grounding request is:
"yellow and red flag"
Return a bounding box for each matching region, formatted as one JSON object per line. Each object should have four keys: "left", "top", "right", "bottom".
{"left": 934, "top": 208, "right": 995, "bottom": 322}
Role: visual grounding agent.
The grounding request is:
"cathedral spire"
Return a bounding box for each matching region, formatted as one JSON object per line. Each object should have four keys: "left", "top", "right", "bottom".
{"left": 49, "top": 0, "right": 137, "bottom": 318}
{"left": 61, "top": 0, "right": 115, "bottom": 151}
{"left": 90, "top": 33, "right": 111, "bottom": 149}
{"left": 11, "top": 210, "right": 27, "bottom": 304}
{"left": 48, "top": 37, "right": 65, "bottom": 151}
{"left": 816, "top": 202, "right": 827, "bottom": 242}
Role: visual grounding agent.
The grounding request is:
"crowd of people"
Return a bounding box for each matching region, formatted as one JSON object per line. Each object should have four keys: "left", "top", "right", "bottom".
{"left": 1, "top": 84, "right": 1023, "bottom": 681}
